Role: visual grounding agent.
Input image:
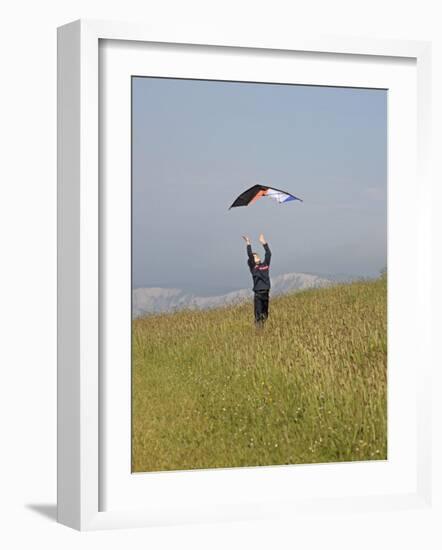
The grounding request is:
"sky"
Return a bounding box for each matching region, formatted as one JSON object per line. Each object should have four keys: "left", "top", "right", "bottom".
{"left": 132, "top": 77, "right": 387, "bottom": 294}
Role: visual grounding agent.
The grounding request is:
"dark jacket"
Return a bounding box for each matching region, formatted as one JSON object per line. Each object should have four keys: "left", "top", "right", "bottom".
{"left": 247, "top": 243, "right": 271, "bottom": 292}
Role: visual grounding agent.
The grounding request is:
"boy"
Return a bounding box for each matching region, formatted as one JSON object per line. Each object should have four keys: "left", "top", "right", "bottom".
{"left": 242, "top": 234, "right": 271, "bottom": 326}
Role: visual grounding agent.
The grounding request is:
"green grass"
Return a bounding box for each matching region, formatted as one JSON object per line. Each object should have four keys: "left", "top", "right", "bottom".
{"left": 132, "top": 277, "right": 387, "bottom": 472}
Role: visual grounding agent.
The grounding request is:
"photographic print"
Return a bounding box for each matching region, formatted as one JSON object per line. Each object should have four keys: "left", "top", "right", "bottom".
{"left": 131, "top": 77, "right": 387, "bottom": 472}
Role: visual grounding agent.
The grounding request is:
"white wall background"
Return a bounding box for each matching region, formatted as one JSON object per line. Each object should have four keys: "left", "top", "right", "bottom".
{"left": 0, "top": 1, "right": 441, "bottom": 548}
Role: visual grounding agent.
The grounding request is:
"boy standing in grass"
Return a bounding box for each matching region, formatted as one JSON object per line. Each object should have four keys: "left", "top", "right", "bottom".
{"left": 242, "top": 234, "right": 272, "bottom": 327}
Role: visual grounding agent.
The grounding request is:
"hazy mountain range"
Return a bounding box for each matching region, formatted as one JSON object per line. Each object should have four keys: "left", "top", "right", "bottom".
{"left": 132, "top": 272, "right": 358, "bottom": 318}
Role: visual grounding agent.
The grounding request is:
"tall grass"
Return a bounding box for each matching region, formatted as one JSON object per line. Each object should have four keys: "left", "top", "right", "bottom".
{"left": 132, "top": 277, "right": 387, "bottom": 472}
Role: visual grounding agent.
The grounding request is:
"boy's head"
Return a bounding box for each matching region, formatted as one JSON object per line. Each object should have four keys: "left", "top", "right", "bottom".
{"left": 253, "top": 253, "right": 261, "bottom": 264}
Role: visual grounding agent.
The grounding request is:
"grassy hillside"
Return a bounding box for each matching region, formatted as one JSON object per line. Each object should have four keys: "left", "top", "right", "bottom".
{"left": 132, "top": 277, "right": 387, "bottom": 472}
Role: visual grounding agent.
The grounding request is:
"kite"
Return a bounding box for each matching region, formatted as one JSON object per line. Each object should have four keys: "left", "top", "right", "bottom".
{"left": 228, "top": 184, "right": 302, "bottom": 209}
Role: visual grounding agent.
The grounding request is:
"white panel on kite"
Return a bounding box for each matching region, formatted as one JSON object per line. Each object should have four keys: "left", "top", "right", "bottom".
{"left": 266, "top": 188, "right": 290, "bottom": 203}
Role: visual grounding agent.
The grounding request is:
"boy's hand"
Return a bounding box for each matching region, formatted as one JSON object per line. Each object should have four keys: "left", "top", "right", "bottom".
{"left": 259, "top": 233, "right": 267, "bottom": 245}
{"left": 242, "top": 235, "right": 251, "bottom": 245}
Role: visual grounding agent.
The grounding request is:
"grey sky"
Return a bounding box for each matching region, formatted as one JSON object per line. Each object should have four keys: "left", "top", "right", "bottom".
{"left": 132, "top": 77, "right": 387, "bottom": 294}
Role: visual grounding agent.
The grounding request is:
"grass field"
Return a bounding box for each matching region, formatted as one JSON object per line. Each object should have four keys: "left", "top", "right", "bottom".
{"left": 132, "top": 277, "right": 387, "bottom": 472}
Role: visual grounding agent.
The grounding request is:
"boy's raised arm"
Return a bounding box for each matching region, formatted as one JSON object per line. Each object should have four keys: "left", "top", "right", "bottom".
{"left": 259, "top": 233, "right": 271, "bottom": 265}
{"left": 242, "top": 235, "right": 255, "bottom": 268}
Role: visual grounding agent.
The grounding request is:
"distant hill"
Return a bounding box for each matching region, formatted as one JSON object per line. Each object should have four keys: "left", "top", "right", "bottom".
{"left": 133, "top": 272, "right": 334, "bottom": 317}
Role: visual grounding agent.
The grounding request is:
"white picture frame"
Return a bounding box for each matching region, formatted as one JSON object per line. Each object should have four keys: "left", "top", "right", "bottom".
{"left": 57, "top": 19, "right": 433, "bottom": 531}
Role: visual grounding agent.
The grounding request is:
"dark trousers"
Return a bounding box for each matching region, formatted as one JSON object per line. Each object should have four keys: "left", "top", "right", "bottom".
{"left": 254, "top": 290, "right": 269, "bottom": 325}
